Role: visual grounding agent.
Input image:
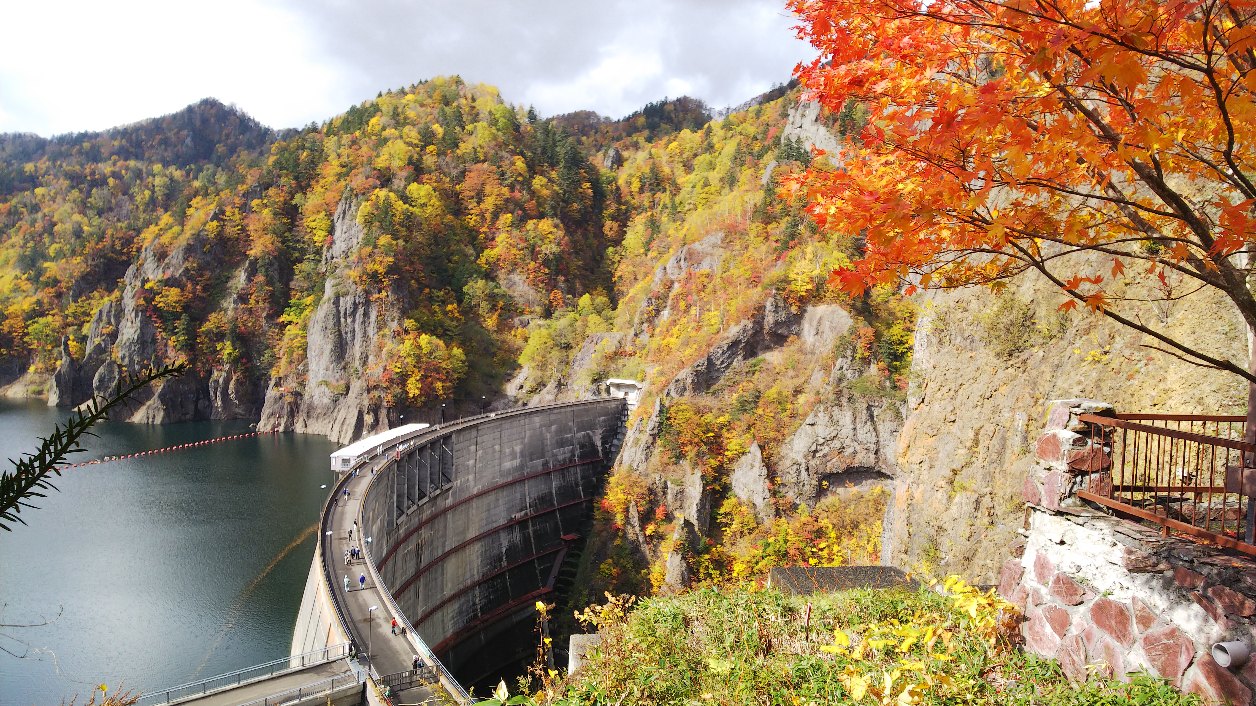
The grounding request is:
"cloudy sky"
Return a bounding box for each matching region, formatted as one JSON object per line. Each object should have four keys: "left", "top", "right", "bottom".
{"left": 0, "top": 0, "right": 815, "bottom": 137}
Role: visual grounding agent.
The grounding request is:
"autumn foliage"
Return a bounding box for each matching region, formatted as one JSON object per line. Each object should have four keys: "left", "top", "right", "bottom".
{"left": 790, "top": 0, "right": 1256, "bottom": 387}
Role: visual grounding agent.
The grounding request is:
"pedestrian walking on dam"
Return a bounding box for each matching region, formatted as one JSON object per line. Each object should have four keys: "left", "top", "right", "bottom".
{"left": 343, "top": 575, "right": 349, "bottom": 592}
{"left": 359, "top": 573, "right": 366, "bottom": 590}
{"left": 391, "top": 618, "right": 398, "bottom": 635}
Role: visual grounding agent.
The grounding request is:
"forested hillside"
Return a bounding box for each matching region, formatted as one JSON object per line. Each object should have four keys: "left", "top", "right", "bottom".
{"left": 0, "top": 77, "right": 927, "bottom": 593}
{"left": 0, "top": 78, "right": 627, "bottom": 436}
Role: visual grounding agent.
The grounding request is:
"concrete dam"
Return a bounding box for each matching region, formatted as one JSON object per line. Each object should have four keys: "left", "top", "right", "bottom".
{"left": 289, "top": 397, "right": 629, "bottom": 701}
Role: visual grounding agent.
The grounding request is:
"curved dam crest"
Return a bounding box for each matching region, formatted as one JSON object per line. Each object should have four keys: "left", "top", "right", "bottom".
{"left": 291, "top": 399, "right": 627, "bottom": 696}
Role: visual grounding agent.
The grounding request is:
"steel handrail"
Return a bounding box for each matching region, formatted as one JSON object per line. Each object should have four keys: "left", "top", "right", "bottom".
{"left": 1080, "top": 414, "right": 1255, "bottom": 454}
{"left": 358, "top": 511, "right": 470, "bottom": 703}
{"left": 234, "top": 670, "right": 365, "bottom": 706}
{"left": 136, "top": 643, "right": 349, "bottom": 705}
{"left": 1115, "top": 413, "right": 1247, "bottom": 423}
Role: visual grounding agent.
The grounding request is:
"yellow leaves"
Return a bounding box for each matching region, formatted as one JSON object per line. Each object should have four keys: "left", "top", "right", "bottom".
{"left": 151, "top": 285, "right": 190, "bottom": 315}
{"left": 840, "top": 671, "right": 869, "bottom": 701}
{"left": 389, "top": 329, "right": 468, "bottom": 405}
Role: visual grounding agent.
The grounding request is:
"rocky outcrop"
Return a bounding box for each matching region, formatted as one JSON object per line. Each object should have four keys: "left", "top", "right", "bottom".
{"left": 663, "top": 521, "right": 698, "bottom": 592}
{"left": 730, "top": 442, "right": 773, "bottom": 521}
{"left": 664, "top": 296, "right": 802, "bottom": 398}
{"left": 783, "top": 100, "right": 844, "bottom": 159}
{"left": 774, "top": 394, "right": 898, "bottom": 507}
{"left": 634, "top": 233, "right": 726, "bottom": 337}
{"left": 886, "top": 276, "right": 1246, "bottom": 583}
{"left": 611, "top": 277, "right": 903, "bottom": 593}
{"left": 258, "top": 198, "right": 392, "bottom": 444}
{"left": 45, "top": 220, "right": 262, "bottom": 421}
{"left": 665, "top": 462, "right": 712, "bottom": 534}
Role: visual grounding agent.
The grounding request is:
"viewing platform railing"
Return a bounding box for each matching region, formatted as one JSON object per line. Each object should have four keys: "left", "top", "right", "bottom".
{"left": 1076, "top": 413, "right": 1255, "bottom": 556}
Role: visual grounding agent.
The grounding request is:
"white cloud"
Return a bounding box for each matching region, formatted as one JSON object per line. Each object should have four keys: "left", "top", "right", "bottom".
{"left": 0, "top": 0, "right": 815, "bottom": 136}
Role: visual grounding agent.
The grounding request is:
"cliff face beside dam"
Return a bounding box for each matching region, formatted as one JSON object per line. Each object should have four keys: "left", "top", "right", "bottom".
{"left": 885, "top": 280, "right": 1244, "bottom": 582}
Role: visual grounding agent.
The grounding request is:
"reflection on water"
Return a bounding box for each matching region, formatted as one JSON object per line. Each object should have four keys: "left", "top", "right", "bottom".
{"left": 0, "top": 399, "right": 335, "bottom": 705}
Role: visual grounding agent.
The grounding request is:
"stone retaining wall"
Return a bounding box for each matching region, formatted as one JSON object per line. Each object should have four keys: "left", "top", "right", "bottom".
{"left": 1000, "top": 400, "right": 1256, "bottom": 705}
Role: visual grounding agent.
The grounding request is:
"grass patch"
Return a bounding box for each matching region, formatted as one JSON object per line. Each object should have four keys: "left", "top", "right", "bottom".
{"left": 490, "top": 580, "right": 1200, "bottom": 706}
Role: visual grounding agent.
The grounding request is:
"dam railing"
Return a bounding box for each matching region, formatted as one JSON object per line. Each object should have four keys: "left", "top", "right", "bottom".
{"left": 235, "top": 671, "right": 365, "bottom": 706}
{"left": 1075, "top": 413, "right": 1255, "bottom": 556}
{"left": 135, "top": 642, "right": 351, "bottom": 705}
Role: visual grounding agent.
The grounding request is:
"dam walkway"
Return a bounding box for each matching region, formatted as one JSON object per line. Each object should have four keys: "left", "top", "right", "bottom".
{"left": 315, "top": 398, "right": 629, "bottom": 700}
{"left": 328, "top": 452, "right": 450, "bottom": 703}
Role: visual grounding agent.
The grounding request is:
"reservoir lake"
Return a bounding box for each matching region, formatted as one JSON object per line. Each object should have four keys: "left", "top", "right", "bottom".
{"left": 0, "top": 399, "right": 336, "bottom": 705}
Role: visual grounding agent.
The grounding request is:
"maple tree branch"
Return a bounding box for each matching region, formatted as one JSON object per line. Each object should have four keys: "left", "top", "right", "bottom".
{"left": 1142, "top": 344, "right": 1233, "bottom": 372}
{"left": 1174, "top": 141, "right": 1256, "bottom": 201}
{"left": 1050, "top": 80, "right": 1217, "bottom": 248}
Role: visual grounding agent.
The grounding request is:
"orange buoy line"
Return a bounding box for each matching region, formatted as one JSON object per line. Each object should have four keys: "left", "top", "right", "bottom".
{"left": 65, "top": 429, "right": 281, "bottom": 468}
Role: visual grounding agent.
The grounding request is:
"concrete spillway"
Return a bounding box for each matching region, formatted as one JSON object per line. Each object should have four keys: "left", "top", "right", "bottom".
{"left": 292, "top": 398, "right": 627, "bottom": 697}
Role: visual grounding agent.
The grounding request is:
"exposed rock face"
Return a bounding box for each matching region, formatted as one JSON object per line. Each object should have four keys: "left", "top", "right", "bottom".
{"left": 783, "top": 100, "right": 844, "bottom": 158}
{"left": 603, "top": 146, "right": 623, "bottom": 170}
{"left": 730, "top": 442, "right": 773, "bottom": 521}
{"left": 886, "top": 276, "right": 1245, "bottom": 583}
{"left": 634, "top": 233, "right": 726, "bottom": 336}
{"left": 774, "top": 394, "right": 898, "bottom": 507}
{"left": 664, "top": 296, "right": 802, "bottom": 398}
{"left": 259, "top": 198, "right": 392, "bottom": 444}
{"left": 617, "top": 396, "right": 663, "bottom": 478}
{"left": 613, "top": 278, "right": 903, "bottom": 593}
{"left": 49, "top": 340, "right": 88, "bottom": 408}
{"left": 665, "top": 462, "right": 712, "bottom": 534}
{"left": 45, "top": 221, "right": 260, "bottom": 421}
{"left": 663, "top": 521, "right": 697, "bottom": 592}
{"left": 800, "top": 305, "right": 852, "bottom": 353}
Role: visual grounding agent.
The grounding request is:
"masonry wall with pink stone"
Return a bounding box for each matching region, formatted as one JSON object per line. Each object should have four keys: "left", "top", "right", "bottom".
{"left": 999, "top": 399, "right": 1256, "bottom": 706}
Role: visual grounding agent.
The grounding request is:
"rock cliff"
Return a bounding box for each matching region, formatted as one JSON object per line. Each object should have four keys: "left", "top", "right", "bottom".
{"left": 885, "top": 277, "right": 1246, "bottom": 583}
{"left": 258, "top": 198, "right": 393, "bottom": 444}
{"left": 45, "top": 219, "right": 264, "bottom": 422}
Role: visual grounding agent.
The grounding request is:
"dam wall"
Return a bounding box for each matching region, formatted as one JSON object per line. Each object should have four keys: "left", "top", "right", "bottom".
{"left": 357, "top": 400, "right": 625, "bottom": 686}
{"left": 289, "top": 546, "right": 351, "bottom": 657}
